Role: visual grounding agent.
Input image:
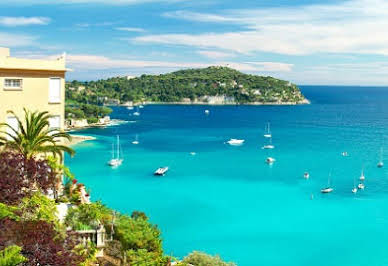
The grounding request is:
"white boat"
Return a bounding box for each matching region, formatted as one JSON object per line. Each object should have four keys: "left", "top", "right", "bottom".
{"left": 378, "top": 147, "right": 384, "bottom": 168}
{"left": 127, "top": 106, "right": 134, "bottom": 110}
{"left": 358, "top": 183, "right": 365, "bottom": 190}
{"left": 359, "top": 169, "right": 365, "bottom": 181}
{"left": 133, "top": 112, "right": 140, "bottom": 116}
{"left": 139, "top": 105, "right": 144, "bottom": 109}
{"left": 342, "top": 151, "right": 349, "bottom": 157}
{"left": 108, "top": 135, "right": 123, "bottom": 167}
{"left": 262, "top": 137, "right": 275, "bottom": 149}
{"left": 266, "top": 157, "right": 276, "bottom": 164}
{"left": 154, "top": 167, "right": 169, "bottom": 176}
{"left": 205, "top": 110, "right": 210, "bottom": 114}
{"left": 304, "top": 172, "right": 310, "bottom": 179}
{"left": 132, "top": 134, "right": 139, "bottom": 145}
{"left": 321, "top": 174, "right": 333, "bottom": 193}
{"left": 227, "top": 139, "right": 245, "bottom": 145}
{"left": 190, "top": 152, "right": 196, "bottom": 156}
{"left": 263, "top": 122, "right": 272, "bottom": 138}
{"left": 352, "top": 177, "right": 357, "bottom": 193}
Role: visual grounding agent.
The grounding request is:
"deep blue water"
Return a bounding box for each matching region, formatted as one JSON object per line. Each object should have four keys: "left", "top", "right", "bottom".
{"left": 66, "top": 86, "right": 388, "bottom": 266}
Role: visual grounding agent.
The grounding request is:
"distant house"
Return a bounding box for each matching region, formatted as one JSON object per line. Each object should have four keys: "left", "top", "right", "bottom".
{"left": 126, "top": 75, "right": 136, "bottom": 80}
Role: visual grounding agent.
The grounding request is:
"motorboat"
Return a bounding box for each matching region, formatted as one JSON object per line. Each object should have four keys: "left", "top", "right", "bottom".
{"left": 227, "top": 139, "right": 245, "bottom": 145}
{"left": 133, "top": 112, "right": 140, "bottom": 116}
{"left": 341, "top": 151, "right": 349, "bottom": 157}
{"left": 352, "top": 187, "right": 358, "bottom": 193}
{"left": 127, "top": 106, "right": 134, "bottom": 110}
{"left": 205, "top": 110, "right": 210, "bottom": 114}
{"left": 304, "top": 172, "right": 310, "bottom": 179}
{"left": 262, "top": 145, "right": 275, "bottom": 149}
{"left": 378, "top": 147, "right": 384, "bottom": 168}
{"left": 266, "top": 157, "right": 276, "bottom": 164}
{"left": 154, "top": 167, "right": 169, "bottom": 176}
{"left": 132, "top": 134, "right": 139, "bottom": 145}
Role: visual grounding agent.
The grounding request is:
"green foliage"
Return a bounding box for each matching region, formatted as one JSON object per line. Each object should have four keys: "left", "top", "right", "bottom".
{"left": 0, "top": 203, "right": 19, "bottom": 220}
{"left": 115, "top": 212, "right": 162, "bottom": 254}
{"left": 0, "top": 245, "right": 27, "bottom": 266}
{"left": 65, "top": 66, "right": 306, "bottom": 105}
{"left": 19, "top": 192, "right": 58, "bottom": 224}
{"left": 0, "top": 109, "right": 75, "bottom": 159}
{"left": 74, "top": 242, "right": 98, "bottom": 266}
{"left": 182, "top": 251, "right": 236, "bottom": 266}
{"left": 86, "top": 116, "right": 98, "bottom": 124}
{"left": 65, "top": 201, "right": 112, "bottom": 230}
{"left": 125, "top": 249, "right": 169, "bottom": 266}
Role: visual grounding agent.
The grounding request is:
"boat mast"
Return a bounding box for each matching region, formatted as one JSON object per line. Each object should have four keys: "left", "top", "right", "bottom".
{"left": 117, "top": 135, "right": 120, "bottom": 160}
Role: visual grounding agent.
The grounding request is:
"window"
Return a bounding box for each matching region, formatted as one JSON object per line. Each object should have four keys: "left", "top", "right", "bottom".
{"left": 49, "top": 78, "right": 61, "bottom": 103}
{"left": 4, "top": 79, "right": 22, "bottom": 90}
{"left": 49, "top": 115, "right": 61, "bottom": 129}
{"left": 6, "top": 116, "right": 19, "bottom": 139}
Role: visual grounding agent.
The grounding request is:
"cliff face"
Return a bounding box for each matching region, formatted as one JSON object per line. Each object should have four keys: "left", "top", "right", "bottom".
{"left": 66, "top": 66, "right": 308, "bottom": 105}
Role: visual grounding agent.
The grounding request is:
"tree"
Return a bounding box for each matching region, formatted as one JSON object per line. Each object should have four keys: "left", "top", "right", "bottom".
{"left": 0, "top": 245, "right": 27, "bottom": 266}
{"left": 0, "top": 109, "right": 75, "bottom": 160}
{"left": 182, "top": 251, "right": 236, "bottom": 266}
{"left": 115, "top": 213, "right": 163, "bottom": 254}
{"left": 0, "top": 218, "right": 83, "bottom": 266}
{"left": 0, "top": 152, "right": 56, "bottom": 205}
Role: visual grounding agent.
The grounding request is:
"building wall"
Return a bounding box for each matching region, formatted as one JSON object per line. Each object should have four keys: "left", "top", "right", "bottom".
{"left": 0, "top": 69, "right": 66, "bottom": 130}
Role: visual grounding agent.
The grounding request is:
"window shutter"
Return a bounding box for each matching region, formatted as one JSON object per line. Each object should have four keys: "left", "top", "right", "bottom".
{"left": 49, "top": 78, "right": 61, "bottom": 103}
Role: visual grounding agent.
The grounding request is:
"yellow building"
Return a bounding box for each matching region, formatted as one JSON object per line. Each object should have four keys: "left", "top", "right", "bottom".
{"left": 0, "top": 47, "right": 67, "bottom": 132}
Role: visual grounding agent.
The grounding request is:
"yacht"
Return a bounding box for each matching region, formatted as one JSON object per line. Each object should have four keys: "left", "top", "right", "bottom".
{"left": 127, "top": 106, "right": 134, "bottom": 110}
{"left": 359, "top": 169, "right": 365, "bottom": 181}
{"left": 132, "top": 134, "right": 139, "bottom": 145}
{"left": 266, "top": 157, "right": 276, "bottom": 164}
{"left": 190, "top": 152, "right": 196, "bottom": 156}
{"left": 227, "top": 139, "right": 245, "bottom": 145}
{"left": 321, "top": 174, "right": 333, "bottom": 193}
{"left": 304, "top": 172, "right": 310, "bottom": 179}
{"left": 358, "top": 183, "right": 365, "bottom": 190}
{"left": 264, "top": 122, "right": 272, "bottom": 138}
{"left": 154, "top": 167, "right": 169, "bottom": 176}
{"left": 108, "top": 135, "right": 123, "bottom": 167}
{"left": 352, "top": 187, "right": 358, "bottom": 193}
{"left": 341, "top": 151, "right": 349, "bottom": 157}
{"left": 133, "top": 106, "right": 140, "bottom": 116}
{"left": 378, "top": 147, "right": 384, "bottom": 168}
{"left": 139, "top": 105, "right": 144, "bottom": 109}
{"left": 205, "top": 110, "right": 210, "bottom": 114}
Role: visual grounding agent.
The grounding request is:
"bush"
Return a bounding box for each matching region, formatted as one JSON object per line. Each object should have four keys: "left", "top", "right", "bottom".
{"left": 0, "top": 245, "right": 27, "bottom": 266}
{"left": 115, "top": 213, "right": 162, "bottom": 254}
{"left": 125, "top": 249, "right": 169, "bottom": 266}
{"left": 87, "top": 116, "right": 98, "bottom": 124}
{"left": 65, "top": 201, "right": 112, "bottom": 230}
{"left": 0, "top": 218, "right": 83, "bottom": 266}
{"left": 182, "top": 251, "right": 236, "bottom": 266}
{"left": 19, "top": 192, "right": 58, "bottom": 225}
{"left": 0, "top": 152, "right": 56, "bottom": 205}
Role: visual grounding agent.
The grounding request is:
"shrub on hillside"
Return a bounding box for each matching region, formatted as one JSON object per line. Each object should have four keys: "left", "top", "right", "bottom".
{"left": 182, "top": 251, "right": 236, "bottom": 266}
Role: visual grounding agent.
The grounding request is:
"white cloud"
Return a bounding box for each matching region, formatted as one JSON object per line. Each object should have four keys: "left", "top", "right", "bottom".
{"left": 197, "top": 50, "right": 236, "bottom": 59}
{"left": 63, "top": 54, "right": 292, "bottom": 73}
{"left": 2, "top": 0, "right": 186, "bottom": 5}
{"left": 0, "top": 32, "right": 37, "bottom": 46}
{"left": 0, "top": 17, "right": 50, "bottom": 27}
{"left": 136, "top": 0, "right": 388, "bottom": 56}
{"left": 116, "top": 27, "right": 145, "bottom": 32}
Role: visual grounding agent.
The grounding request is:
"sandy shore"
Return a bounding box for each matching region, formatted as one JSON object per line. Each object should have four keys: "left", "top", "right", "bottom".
{"left": 66, "top": 135, "right": 96, "bottom": 146}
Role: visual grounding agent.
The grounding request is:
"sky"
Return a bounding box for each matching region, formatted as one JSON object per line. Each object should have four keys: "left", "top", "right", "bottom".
{"left": 1, "top": 0, "right": 388, "bottom": 85}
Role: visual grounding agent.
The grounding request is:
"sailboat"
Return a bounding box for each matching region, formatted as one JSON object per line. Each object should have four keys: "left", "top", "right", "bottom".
{"left": 133, "top": 106, "right": 140, "bottom": 116}
{"left": 378, "top": 147, "right": 384, "bottom": 168}
{"left": 132, "top": 134, "right": 139, "bottom": 145}
{"left": 262, "top": 137, "right": 275, "bottom": 149}
{"left": 108, "top": 135, "right": 123, "bottom": 167}
{"left": 321, "top": 174, "right": 333, "bottom": 193}
{"left": 359, "top": 169, "right": 365, "bottom": 181}
{"left": 352, "top": 177, "right": 358, "bottom": 193}
{"left": 264, "top": 122, "right": 272, "bottom": 138}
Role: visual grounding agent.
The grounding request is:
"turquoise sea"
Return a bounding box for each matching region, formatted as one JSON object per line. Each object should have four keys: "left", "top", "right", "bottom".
{"left": 66, "top": 86, "right": 388, "bottom": 266}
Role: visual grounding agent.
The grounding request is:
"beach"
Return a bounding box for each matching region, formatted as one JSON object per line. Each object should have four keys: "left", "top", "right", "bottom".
{"left": 65, "top": 134, "right": 96, "bottom": 146}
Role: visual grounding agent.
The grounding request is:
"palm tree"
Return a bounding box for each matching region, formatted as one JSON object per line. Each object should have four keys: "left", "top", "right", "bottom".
{"left": 0, "top": 109, "right": 75, "bottom": 159}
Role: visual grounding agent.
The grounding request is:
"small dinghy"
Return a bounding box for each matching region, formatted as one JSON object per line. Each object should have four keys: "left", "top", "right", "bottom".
{"left": 154, "top": 167, "right": 169, "bottom": 176}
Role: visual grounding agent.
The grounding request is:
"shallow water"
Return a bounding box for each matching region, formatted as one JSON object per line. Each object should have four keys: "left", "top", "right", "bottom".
{"left": 66, "top": 86, "right": 388, "bottom": 266}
